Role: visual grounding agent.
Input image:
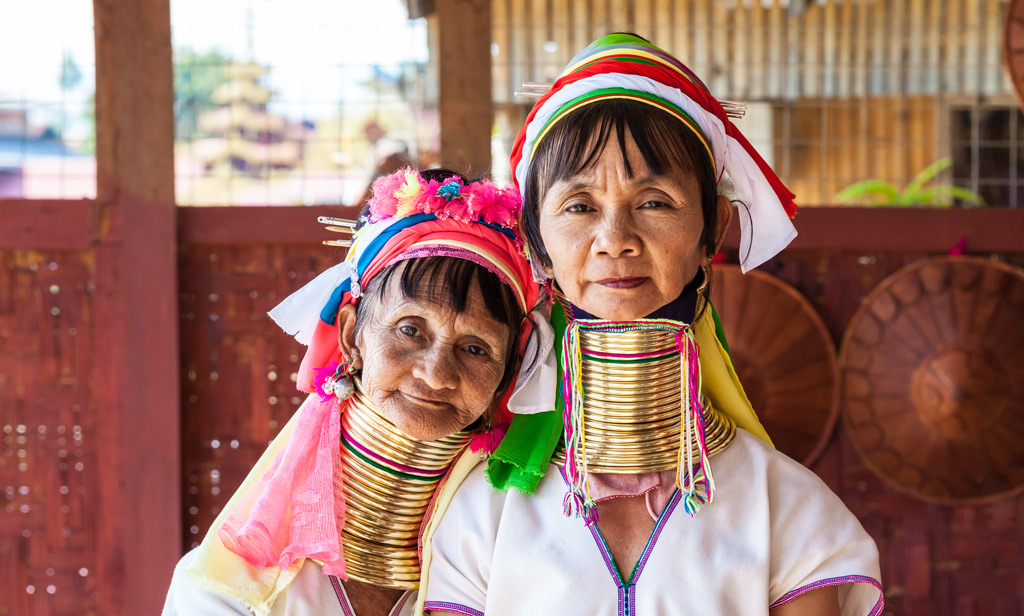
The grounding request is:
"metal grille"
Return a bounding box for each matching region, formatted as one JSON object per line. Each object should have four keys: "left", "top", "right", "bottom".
{"left": 171, "top": 0, "right": 438, "bottom": 206}
{"left": 0, "top": 2, "right": 97, "bottom": 200}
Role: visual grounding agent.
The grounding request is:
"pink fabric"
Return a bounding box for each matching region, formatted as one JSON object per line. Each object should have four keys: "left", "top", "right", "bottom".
{"left": 218, "top": 395, "right": 348, "bottom": 577}
{"left": 468, "top": 422, "right": 509, "bottom": 456}
{"left": 386, "top": 246, "right": 518, "bottom": 294}
{"left": 357, "top": 222, "right": 534, "bottom": 307}
{"left": 588, "top": 470, "right": 677, "bottom": 520}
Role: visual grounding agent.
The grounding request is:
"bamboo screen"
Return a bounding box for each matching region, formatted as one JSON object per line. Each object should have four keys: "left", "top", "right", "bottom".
{"left": 490, "top": 0, "right": 1023, "bottom": 207}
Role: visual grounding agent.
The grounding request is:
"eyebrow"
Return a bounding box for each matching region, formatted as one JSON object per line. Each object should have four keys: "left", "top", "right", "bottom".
{"left": 456, "top": 318, "right": 506, "bottom": 352}
{"left": 390, "top": 302, "right": 508, "bottom": 351}
{"left": 555, "top": 174, "right": 680, "bottom": 194}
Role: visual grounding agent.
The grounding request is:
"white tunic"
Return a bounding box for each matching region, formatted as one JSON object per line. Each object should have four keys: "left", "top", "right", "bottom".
{"left": 164, "top": 549, "right": 417, "bottom": 616}
{"left": 423, "top": 430, "right": 883, "bottom": 616}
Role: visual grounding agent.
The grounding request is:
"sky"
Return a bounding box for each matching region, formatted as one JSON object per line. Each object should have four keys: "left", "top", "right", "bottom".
{"left": 0, "top": 0, "right": 429, "bottom": 137}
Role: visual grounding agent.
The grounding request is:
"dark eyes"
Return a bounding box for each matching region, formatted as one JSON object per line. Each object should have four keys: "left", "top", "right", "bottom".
{"left": 399, "top": 324, "right": 491, "bottom": 358}
{"left": 564, "top": 199, "right": 672, "bottom": 213}
{"left": 465, "top": 344, "right": 488, "bottom": 356}
{"left": 564, "top": 202, "right": 593, "bottom": 213}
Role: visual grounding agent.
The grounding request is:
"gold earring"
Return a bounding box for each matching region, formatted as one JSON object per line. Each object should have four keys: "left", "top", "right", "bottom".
{"left": 696, "top": 264, "right": 710, "bottom": 297}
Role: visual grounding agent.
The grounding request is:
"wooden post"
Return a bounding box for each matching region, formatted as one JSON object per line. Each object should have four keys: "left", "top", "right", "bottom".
{"left": 92, "top": 0, "right": 180, "bottom": 612}
{"left": 436, "top": 0, "right": 493, "bottom": 175}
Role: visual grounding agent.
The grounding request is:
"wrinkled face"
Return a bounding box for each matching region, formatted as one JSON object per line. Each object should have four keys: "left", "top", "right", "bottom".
{"left": 539, "top": 130, "right": 707, "bottom": 320}
{"left": 347, "top": 267, "right": 511, "bottom": 441}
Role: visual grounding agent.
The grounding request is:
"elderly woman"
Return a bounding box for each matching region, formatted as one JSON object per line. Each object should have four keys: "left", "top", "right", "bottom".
{"left": 162, "top": 168, "right": 539, "bottom": 616}
{"left": 421, "top": 35, "right": 882, "bottom": 616}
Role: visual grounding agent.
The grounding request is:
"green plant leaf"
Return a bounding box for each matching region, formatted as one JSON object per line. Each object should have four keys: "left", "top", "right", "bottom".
{"left": 901, "top": 157, "right": 951, "bottom": 198}
{"left": 833, "top": 180, "right": 899, "bottom": 205}
{"left": 902, "top": 185, "right": 985, "bottom": 207}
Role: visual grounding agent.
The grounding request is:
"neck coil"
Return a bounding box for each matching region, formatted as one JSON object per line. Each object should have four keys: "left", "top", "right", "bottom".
{"left": 555, "top": 316, "right": 736, "bottom": 522}
{"left": 338, "top": 382, "right": 472, "bottom": 588}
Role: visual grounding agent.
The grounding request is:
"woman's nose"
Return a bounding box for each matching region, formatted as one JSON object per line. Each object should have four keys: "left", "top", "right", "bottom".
{"left": 591, "top": 211, "right": 642, "bottom": 258}
{"left": 410, "top": 345, "right": 459, "bottom": 390}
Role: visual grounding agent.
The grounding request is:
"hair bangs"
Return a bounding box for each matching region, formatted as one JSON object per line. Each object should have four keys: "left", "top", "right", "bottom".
{"left": 522, "top": 98, "right": 719, "bottom": 268}
{"left": 357, "top": 256, "right": 525, "bottom": 396}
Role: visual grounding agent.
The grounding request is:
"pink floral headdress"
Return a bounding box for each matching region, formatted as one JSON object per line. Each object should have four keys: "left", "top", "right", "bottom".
{"left": 365, "top": 169, "right": 522, "bottom": 230}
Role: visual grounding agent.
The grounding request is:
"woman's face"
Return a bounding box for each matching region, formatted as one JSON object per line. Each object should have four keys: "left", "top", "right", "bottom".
{"left": 538, "top": 130, "right": 708, "bottom": 320}
{"left": 339, "top": 265, "right": 511, "bottom": 441}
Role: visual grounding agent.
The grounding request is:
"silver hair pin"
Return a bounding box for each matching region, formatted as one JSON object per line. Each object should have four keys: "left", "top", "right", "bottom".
{"left": 318, "top": 216, "right": 358, "bottom": 228}
{"left": 322, "top": 239, "right": 354, "bottom": 247}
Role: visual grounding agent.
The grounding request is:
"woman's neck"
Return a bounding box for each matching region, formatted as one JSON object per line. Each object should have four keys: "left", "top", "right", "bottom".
{"left": 343, "top": 578, "right": 405, "bottom": 616}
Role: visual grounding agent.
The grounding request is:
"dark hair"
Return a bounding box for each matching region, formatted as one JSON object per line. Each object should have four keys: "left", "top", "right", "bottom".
{"left": 520, "top": 99, "right": 719, "bottom": 269}
{"left": 353, "top": 168, "right": 526, "bottom": 406}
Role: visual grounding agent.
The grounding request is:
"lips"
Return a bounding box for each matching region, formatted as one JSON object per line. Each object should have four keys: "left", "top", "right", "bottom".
{"left": 399, "top": 391, "right": 452, "bottom": 410}
{"left": 595, "top": 277, "right": 647, "bottom": 289}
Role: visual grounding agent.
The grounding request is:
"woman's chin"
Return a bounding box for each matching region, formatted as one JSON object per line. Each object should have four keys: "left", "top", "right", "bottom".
{"left": 572, "top": 295, "right": 665, "bottom": 321}
{"left": 384, "top": 411, "right": 455, "bottom": 442}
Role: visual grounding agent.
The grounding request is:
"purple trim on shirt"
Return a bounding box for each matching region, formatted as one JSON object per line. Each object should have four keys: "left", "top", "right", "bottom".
{"left": 586, "top": 522, "right": 627, "bottom": 615}
{"left": 630, "top": 490, "right": 682, "bottom": 582}
{"left": 586, "top": 521, "right": 624, "bottom": 587}
{"left": 769, "top": 575, "right": 884, "bottom": 616}
{"left": 329, "top": 575, "right": 357, "bottom": 616}
{"left": 561, "top": 466, "right": 683, "bottom": 616}
{"left": 423, "top": 601, "right": 485, "bottom": 616}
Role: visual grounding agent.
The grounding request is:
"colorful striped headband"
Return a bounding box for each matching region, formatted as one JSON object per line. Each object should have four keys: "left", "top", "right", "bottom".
{"left": 511, "top": 33, "right": 798, "bottom": 273}
{"left": 268, "top": 169, "right": 538, "bottom": 394}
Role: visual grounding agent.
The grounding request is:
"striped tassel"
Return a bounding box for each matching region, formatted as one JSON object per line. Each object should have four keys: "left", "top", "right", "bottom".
{"left": 675, "top": 327, "right": 716, "bottom": 516}
{"left": 560, "top": 321, "right": 598, "bottom": 524}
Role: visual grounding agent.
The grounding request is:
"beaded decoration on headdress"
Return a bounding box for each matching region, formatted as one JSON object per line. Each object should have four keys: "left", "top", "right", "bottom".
{"left": 268, "top": 167, "right": 533, "bottom": 389}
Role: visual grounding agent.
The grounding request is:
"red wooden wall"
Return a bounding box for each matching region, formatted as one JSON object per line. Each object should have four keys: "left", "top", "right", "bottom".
{"left": 1, "top": 1, "right": 180, "bottom": 613}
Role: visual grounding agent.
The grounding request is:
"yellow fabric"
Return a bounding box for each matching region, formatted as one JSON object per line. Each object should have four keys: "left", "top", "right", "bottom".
{"left": 413, "top": 450, "right": 488, "bottom": 616}
{"left": 183, "top": 394, "right": 488, "bottom": 616}
{"left": 694, "top": 309, "right": 773, "bottom": 447}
